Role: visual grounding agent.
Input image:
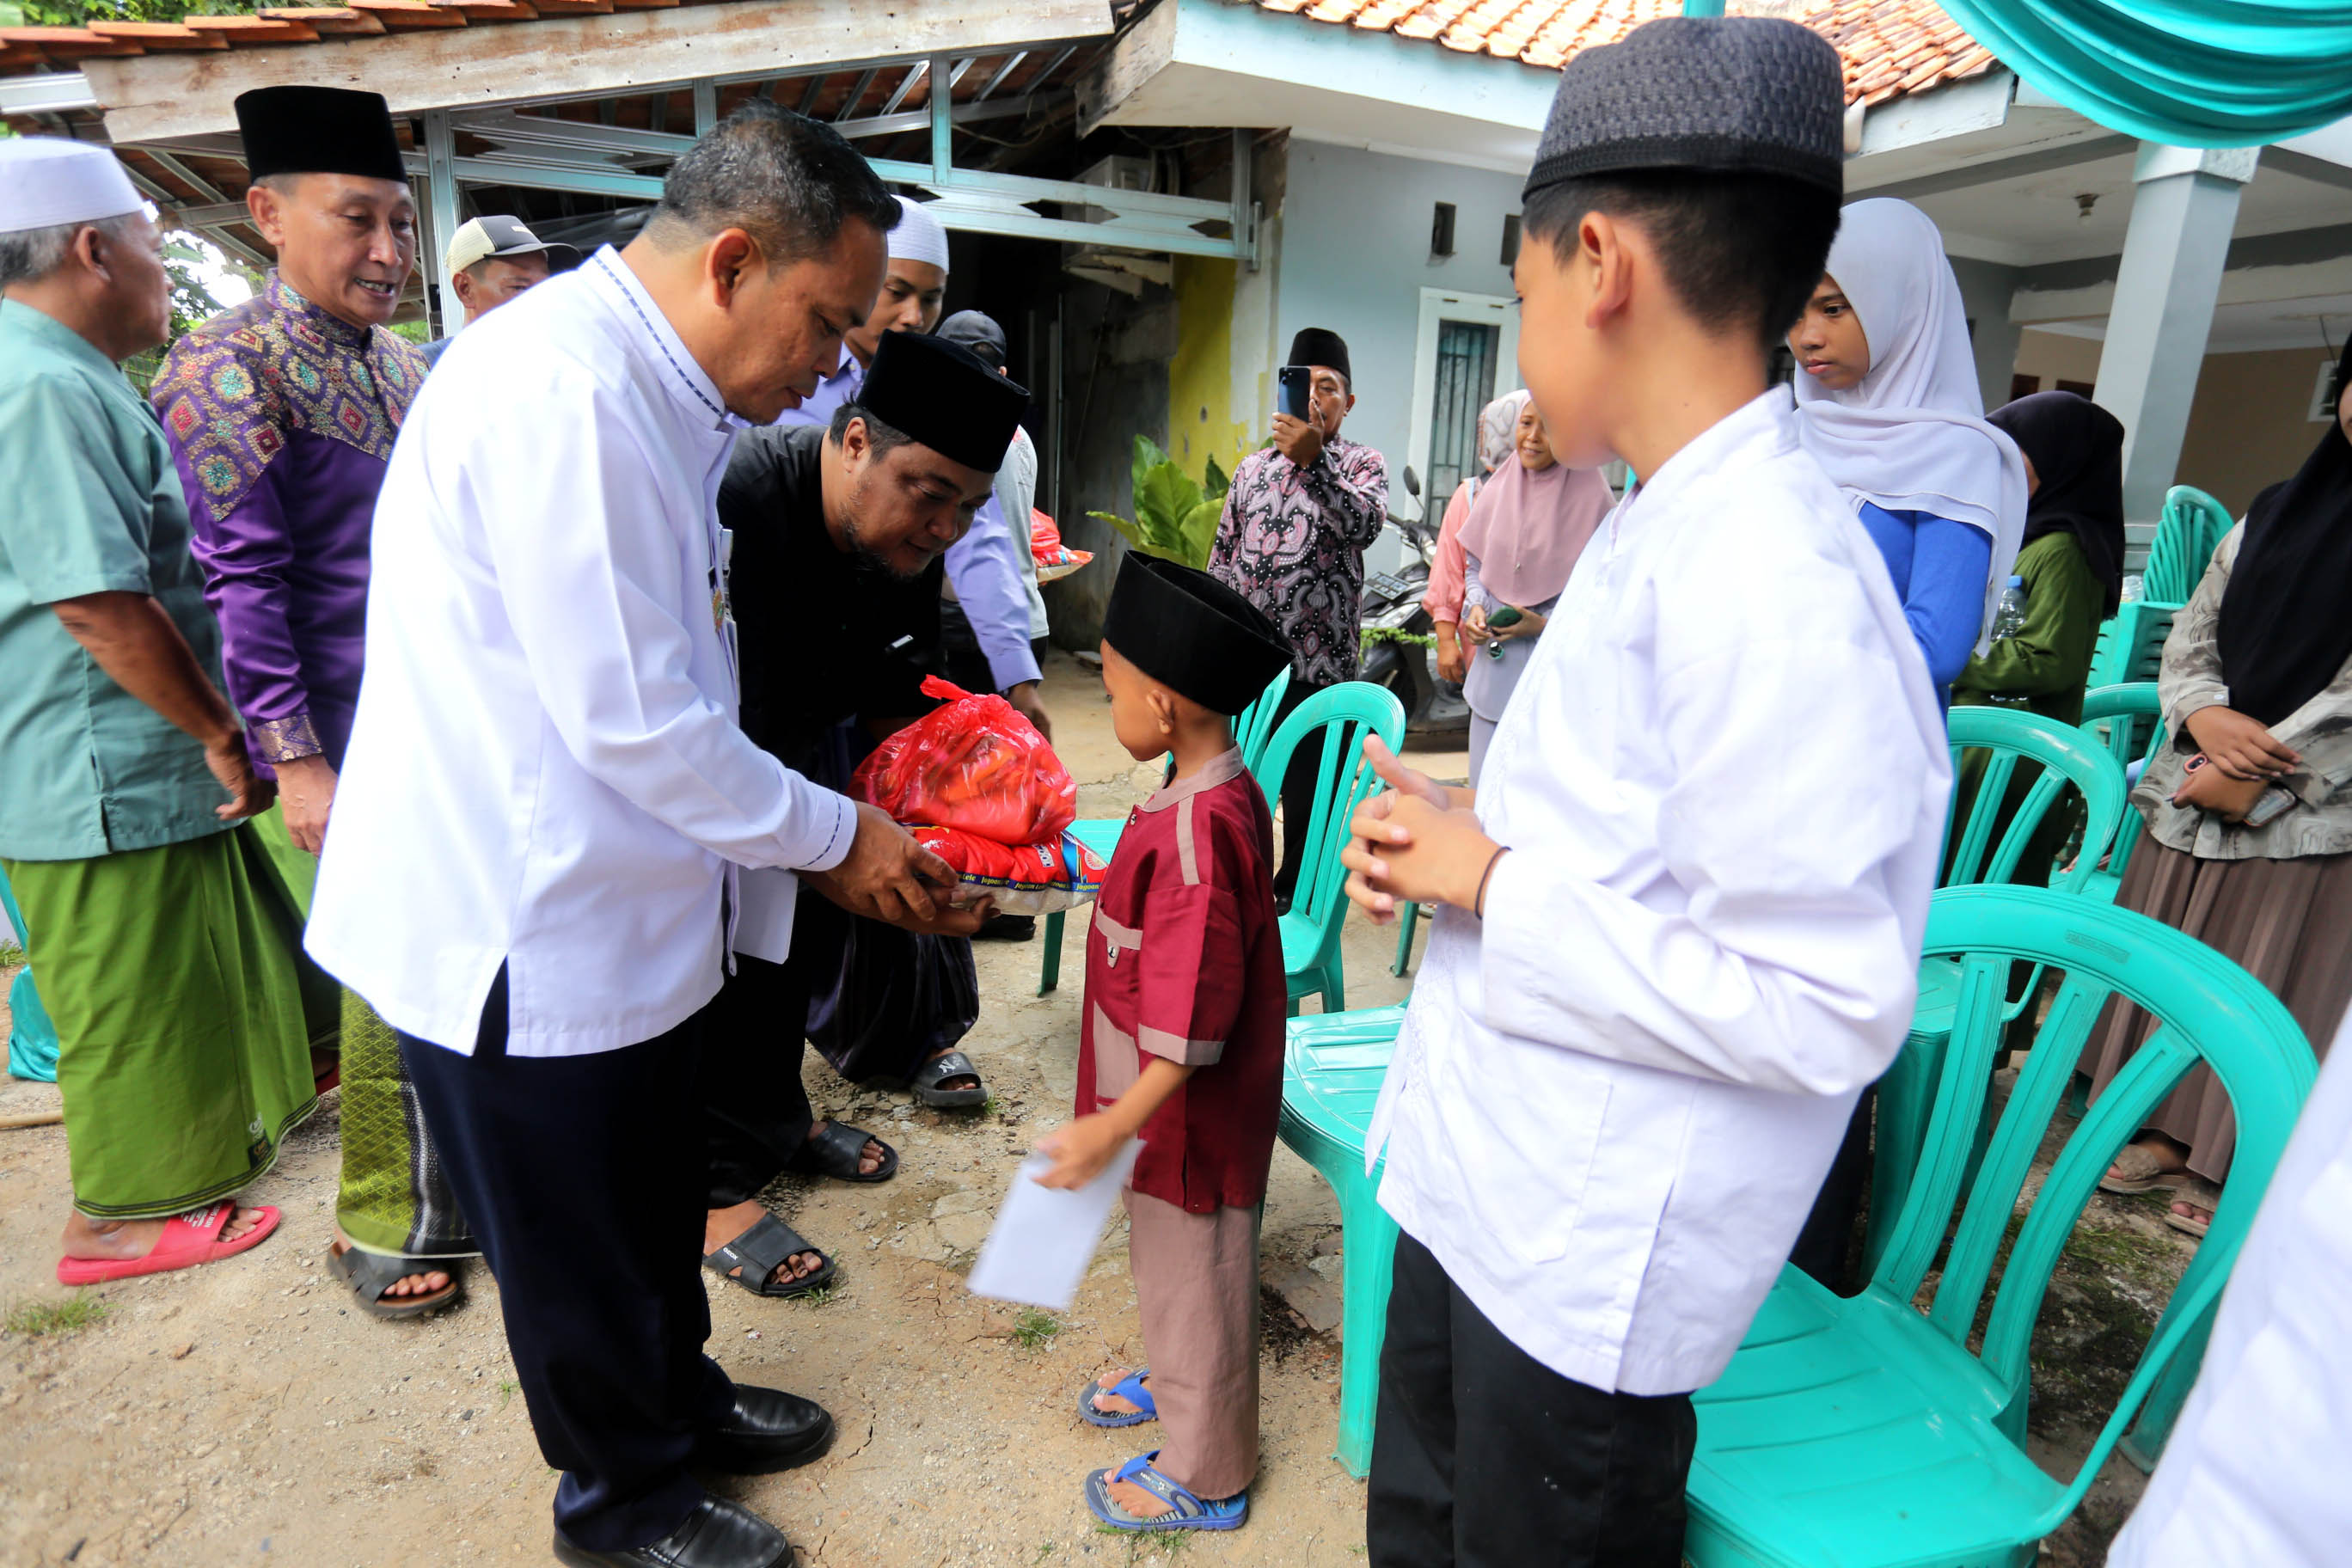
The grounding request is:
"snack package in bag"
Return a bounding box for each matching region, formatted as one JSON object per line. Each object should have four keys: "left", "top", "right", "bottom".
{"left": 853, "top": 677, "right": 1077, "bottom": 844}
{"left": 909, "top": 825, "right": 1109, "bottom": 916}
{"left": 1031, "top": 507, "right": 1093, "bottom": 583}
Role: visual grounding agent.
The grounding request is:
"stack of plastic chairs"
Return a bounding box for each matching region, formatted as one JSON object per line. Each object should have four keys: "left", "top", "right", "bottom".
{"left": 2084, "top": 485, "right": 2229, "bottom": 691}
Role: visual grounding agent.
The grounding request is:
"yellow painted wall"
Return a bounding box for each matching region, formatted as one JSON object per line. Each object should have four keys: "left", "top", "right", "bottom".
{"left": 1168, "top": 254, "right": 1253, "bottom": 479}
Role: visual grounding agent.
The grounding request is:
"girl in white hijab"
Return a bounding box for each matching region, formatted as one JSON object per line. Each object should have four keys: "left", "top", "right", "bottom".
{"left": 1792, "top": 198, "right": 2027, "bottom": 707}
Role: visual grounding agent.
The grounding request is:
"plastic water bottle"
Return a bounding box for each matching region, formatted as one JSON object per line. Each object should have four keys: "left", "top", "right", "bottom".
{"left": 1988, "top": 576, "right": 2028, "bottom": 643}
{"left": 2119, "top": 573, "right": 2144, "bottom": 605}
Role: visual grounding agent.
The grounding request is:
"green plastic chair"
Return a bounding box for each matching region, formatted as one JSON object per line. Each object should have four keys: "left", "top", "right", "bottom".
{"left": 1038, "top": 667, "right": 1291, "bottom": 995}
{"left": 1277, "top": 1003, "right": 1408, "bottom": 1477}
{"left": 1687, "top": 886, "right": 2316, "bottom": 1568}
{"left": 1253, "top": 682, "right": 1406, "bottom": 1015}
{"left": 2076, "top": 683, "right": 2165, "bottom": 902}
{"left": 2086, "top": 599, "right": 2178, "bottom": 690}
{"left": 1940, "top": 706, "right": 2129, "bottom": 894}
{"left": 1870, "top": 707, "right": 2129, "bottom": 1273}
{"left": 2141, "top": 485, "right": 2231, "bottom": 606}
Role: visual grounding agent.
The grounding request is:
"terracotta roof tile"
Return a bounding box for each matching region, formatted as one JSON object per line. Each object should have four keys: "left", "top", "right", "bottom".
{"left": 0, "top": 0, "right": 1995, "bottom": 123}
{"left": 1259, "top": 0, "right": 2000, "bottom": 105}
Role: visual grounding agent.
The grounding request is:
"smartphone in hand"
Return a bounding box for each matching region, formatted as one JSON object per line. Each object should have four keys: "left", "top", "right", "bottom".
{"left": 1277, "top": 365, "right": 1311, "bottom": 421}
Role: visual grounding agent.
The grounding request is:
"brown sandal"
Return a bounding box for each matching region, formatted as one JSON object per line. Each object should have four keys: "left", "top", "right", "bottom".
{"left": 2098, "top": 1144, "right": 2189, "bottom": 1195}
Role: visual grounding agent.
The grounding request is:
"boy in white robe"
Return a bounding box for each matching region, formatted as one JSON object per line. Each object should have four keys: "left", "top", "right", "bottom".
{"left": 1340, "top": 17, "right": 1950, "bottom": 1565}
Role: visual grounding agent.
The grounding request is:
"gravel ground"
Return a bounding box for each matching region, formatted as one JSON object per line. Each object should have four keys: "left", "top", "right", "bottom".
{"left": 0, "top": 647, "right": 2185, "bottom": 1565}
{"left": 0, "top": 650, "right": 1430, "bottom": 1568}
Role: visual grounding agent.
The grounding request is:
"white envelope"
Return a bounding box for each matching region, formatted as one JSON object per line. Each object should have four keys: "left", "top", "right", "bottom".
{"left": 965, "top": 1141, "right": 1142, "bottom": 1312}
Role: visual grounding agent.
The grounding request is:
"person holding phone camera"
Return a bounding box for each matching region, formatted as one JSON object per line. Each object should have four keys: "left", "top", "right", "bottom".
{"left": 1208, "top": 328, "right": 1388, "bottom": 907}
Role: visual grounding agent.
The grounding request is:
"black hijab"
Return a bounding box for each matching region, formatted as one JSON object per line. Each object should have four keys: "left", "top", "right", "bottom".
{"left": 2216, "top": 340, "right": 2352, "bottom": 726}
{"left": 1986, "top": 391, "right": 2127, "bottom": 616}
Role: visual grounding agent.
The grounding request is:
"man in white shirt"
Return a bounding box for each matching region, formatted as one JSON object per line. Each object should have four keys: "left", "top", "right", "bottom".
{"left": 2102, "top": 1012, "right": 2352, "bottom": 1568}
{"left": 306, "top": 103, "right": 972, "bottom": 1568}
{"left": 1340, "top": 20, "right": 1948, "bottom": 1565}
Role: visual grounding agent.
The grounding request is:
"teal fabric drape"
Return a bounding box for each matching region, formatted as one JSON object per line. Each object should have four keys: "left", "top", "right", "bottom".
{"left": 1929, "top": 1, "right": 2352, "bottom": 148}
{"left": 1, "top": 865, "right": 58, "bottom": 1083}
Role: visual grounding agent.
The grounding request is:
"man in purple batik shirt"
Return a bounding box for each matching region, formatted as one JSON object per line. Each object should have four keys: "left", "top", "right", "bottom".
{"left": 151, "top": 86, "right": 475, "bottom": 1321}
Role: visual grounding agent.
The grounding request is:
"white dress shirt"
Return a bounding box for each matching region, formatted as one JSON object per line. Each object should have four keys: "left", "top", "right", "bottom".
{"left": 307, "top": 248, "right": 855, "bottom": 1057}
{"left": 2104, "top": 1010, "right": 2351, "bottom": 1568}
{"left": 999, "top": 426, "right": 1050, "bottom": 639}
{"left": 1370, "top": 388, "right": 1949, "bottom": 1396}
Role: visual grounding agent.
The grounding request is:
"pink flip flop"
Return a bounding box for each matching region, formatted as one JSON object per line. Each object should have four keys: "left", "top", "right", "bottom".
{"left": 57, "top": 1202, "right": 281, "bottom": 1285}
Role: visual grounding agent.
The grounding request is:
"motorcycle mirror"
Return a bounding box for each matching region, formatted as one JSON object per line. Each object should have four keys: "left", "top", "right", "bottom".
{"left": 1402, "top": 466, "right": 1421, "bottom": 498}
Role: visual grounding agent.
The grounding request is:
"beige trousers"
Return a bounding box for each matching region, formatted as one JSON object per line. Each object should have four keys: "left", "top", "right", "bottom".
{"left": 1124, "top": 1190, "right": 1262, "bottom": 1499}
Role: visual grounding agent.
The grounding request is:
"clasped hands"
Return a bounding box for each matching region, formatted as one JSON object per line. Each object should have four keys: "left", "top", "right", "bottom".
{"left": 1460, "top": 603, "right": 1546, "bottom": 648}
{"left": 1340, "top": 735, "right": 1503, "bottom": 923}
{"left": 2176, "top": 704, "right": 2300, "bottom": 824}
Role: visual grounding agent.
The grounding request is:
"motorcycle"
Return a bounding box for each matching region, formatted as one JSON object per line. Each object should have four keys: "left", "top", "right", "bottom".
{"left": 1359, "top": 467, "right": 1471, "bottom": 741}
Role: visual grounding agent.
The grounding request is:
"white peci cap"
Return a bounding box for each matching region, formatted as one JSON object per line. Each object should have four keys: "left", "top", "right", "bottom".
{"left": 886, "top": 193, "right": 950, "bottom": 273}
{"left": 0, "top": 137, "right": 150, "bottom": 236}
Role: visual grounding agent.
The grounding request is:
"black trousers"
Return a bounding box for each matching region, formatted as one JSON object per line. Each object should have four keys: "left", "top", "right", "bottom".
{"left": 701, "top": 945, "right": 819, "bottom": 1210}
{"left": 1369, "top": 1232, "right": 1694, "bottom": 1568}
{"left": 400, "top": 971, "right": 738, "bottom": 1552}
{"left": 1789, "top": 1087, "right": 1874, "bottom": 1293}
{"left": 1269, "top": 677, "right": 1332, "bottom": 908}
{"left": 938, "top": 597, "right": 996, "bottom": 696}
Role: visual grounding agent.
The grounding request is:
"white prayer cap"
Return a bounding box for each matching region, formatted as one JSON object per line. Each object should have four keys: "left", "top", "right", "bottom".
{"left": 0, "top": 138, "right": 147, "bottom": 236}
{"left": 887, "top": 193, "right": 950, "bottom": 273}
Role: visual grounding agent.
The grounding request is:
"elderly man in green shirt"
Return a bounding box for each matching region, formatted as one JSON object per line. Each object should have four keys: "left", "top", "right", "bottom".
{"left": 0, "top": 138, "right": 327, "bottom": 1285}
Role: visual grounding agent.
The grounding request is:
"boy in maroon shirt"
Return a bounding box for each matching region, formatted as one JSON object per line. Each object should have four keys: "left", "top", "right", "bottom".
{"left": 1035, "top": 554, "right": 1293, "bottom": 1533}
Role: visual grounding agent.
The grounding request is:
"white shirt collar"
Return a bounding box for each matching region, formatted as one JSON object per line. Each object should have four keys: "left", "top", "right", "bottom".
{"left": 1615, "top": 385, "right": 1796, "bottom": 538}
{"left": 584, "top": 247, "right": 744, "bottom": 435}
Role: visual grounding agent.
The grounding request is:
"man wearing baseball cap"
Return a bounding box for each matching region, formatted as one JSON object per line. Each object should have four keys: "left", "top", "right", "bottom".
{"left": 423, "top": 213, "right": 580, "bottom": 366}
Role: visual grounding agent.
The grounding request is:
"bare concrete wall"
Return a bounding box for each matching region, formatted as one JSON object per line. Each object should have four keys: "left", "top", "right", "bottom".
{"left": 2175, "top": 346, "right": 2341, "bottom": 518}
{"left": 1044, "top": 279, "right": 1177, "bottom": 648}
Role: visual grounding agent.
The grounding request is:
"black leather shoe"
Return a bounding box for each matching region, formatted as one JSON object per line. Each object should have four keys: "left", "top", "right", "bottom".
{"left": 975, "top": 912, "right": 1037, "bottom": 942}
{"left": 553, "top": 1495, "right": 793, "bottom": 1568}
{"left": 693, "top": 1384, "right": 835, "bottom": 1475}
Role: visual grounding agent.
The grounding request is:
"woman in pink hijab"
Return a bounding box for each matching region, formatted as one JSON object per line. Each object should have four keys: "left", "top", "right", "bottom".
{"left": 1428, "top": 390, "right": 1529, "bottom": 684}
{"left": 1458, "top": 400, "right": 1614, "bottom": 782}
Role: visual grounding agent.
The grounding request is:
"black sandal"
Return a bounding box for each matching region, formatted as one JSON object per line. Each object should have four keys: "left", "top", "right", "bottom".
{"left": 329, "top": 1242, "right": 462, "bottom": 1320}
{"left": 910, "top": 1050, "right": 987, "bottom": 1109}
{"left": 702, "top": 1213, "right": 838, "bottom": 1299}
{"left": 783, "top": 1120, "right": 897, "bottom": 1185}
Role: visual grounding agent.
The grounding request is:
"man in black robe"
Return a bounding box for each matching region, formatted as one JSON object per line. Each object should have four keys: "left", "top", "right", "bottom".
{"left": 701, "top": 330, "right": 1028, "bottom": 1297}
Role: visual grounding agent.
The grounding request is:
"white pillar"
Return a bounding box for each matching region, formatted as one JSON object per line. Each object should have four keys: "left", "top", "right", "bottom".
{"left": 2092, "top": 144, "right": 2258, "bottom": 553}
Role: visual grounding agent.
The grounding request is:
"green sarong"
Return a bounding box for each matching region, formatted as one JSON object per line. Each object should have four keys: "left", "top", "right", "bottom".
{"left": 4, "top": 825, "right": 329, "bottom": 1220}
{"left": 250, "top": 805, "right": 477, "bottom": 1259}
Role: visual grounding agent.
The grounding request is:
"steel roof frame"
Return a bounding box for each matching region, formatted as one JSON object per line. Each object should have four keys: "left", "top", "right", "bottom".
{"left": 98, "top": 42, "right": 1252, "bottom": 328}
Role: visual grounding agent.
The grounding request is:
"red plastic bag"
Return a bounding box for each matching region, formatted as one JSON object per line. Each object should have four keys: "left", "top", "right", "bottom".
{"left": 909, "top": 825, "right": 1109, "bottom": 915}
{"left": 853, "top": 677, "right": 1077, "bottom": 843}
{"left": 1031, "top": 507, "right": 1093, "bottom": 581}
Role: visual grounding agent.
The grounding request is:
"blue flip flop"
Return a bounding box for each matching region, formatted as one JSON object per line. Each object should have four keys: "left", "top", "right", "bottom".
{"left": 1084, "top": 1451, "right": 1247, "bottom": 1533}
{"left": 1077, "top": 1369, "right": 1156, "bottom": 1429}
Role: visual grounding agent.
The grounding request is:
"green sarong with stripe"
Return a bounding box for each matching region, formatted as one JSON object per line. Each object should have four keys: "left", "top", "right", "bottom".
{"left": 4, "top": 824, "right": 328, "bottom": 1220}
{"left": 252, "top": 805, "right": 478, "bottom": 1260}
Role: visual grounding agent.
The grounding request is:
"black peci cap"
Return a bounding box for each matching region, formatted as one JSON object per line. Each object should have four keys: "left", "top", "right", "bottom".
{"left": 858, "top": 330, "right": 1029, "bottom": 474}
{"left": 1522, "top": 16, "right": 1846, "bottom": 200}
{"left": 236, "top": 86, "right": 408, "bottom": 186}
{"left": 1103, "top": 554, "right": 1293, "bottom": 717}
{"left": 1286, "top": 327, "right": 1351, "bottom": 386}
